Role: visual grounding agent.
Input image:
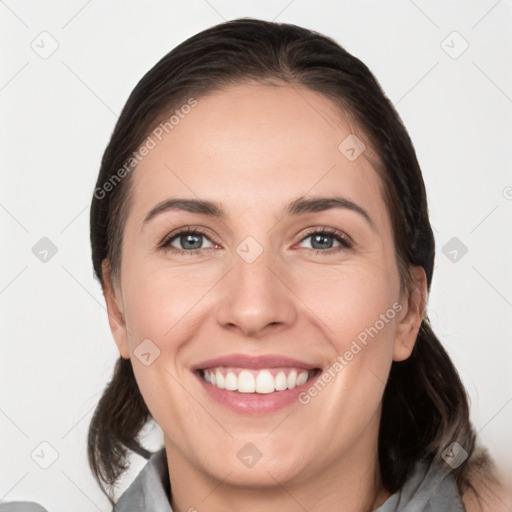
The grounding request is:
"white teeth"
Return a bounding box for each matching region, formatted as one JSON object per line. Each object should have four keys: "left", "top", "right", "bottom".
{"left": 255, "top": 370, "right": 275, "bottom": 394}
{"left": 202, "top": 368, "right": 314, "bottom": 394}
{"left": 215, "top": 369, "right": 225, "bottom": 389}
{"left": 296, "top": 371, "right": 308, "bottom": 386}
{"left": 224, "top": 372, "right": 238, "bottom": 391}
{"left": 275, "top": 371, "right": 288, "bottom": 391}
{"left": 287, "top": 370, "right": 297, "bottom": 389}
{"left": 238, "top": 370, "right": 255, "bottom": 393}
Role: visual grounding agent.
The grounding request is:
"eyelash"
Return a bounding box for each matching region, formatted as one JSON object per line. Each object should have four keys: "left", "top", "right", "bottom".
{"left": 158, "top": 226, "right": 352, "bottom": 256}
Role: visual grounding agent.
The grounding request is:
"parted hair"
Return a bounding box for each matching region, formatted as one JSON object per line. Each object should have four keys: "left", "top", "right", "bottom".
{"left": 88, "top": 17, "right": 495, "bottom": 506}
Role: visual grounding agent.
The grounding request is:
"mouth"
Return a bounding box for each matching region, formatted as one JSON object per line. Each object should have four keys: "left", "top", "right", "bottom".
{"left": 193, "top": 366, "right": 323, "bottom": 415}
{"left": 191, "top": 353, "right": 324, "bottom": 414}
{"left": 196, "top": 366, "right": 322, "bottom": 394}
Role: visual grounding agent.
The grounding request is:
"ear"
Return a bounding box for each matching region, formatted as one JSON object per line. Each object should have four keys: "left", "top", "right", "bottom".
{"left": 393, "top": 265, "right": 428, "bottom": 362}
{"left": 102, "top": 259, "right": 130, "bottom": 359}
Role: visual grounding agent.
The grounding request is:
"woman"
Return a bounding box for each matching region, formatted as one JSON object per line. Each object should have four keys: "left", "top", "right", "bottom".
{"left": 88, "top": 18, "right": 507, "bottom": 511}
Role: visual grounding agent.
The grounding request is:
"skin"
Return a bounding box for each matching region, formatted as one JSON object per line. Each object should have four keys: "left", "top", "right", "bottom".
{"left": 102, "top": 82, "right": 428, "bottom": 512}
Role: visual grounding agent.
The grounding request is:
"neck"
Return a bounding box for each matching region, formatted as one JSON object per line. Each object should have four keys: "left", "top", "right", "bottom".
{"left": 165, "top": 411, "right": 390, "bottom": 512}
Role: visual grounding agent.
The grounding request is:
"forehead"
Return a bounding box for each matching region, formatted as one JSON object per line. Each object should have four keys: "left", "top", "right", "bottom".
{"left": 129, "top": 82, "right": 388, "bottom": 225}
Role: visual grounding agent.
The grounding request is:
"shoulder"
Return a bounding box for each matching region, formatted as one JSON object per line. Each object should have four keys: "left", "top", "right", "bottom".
{"left": 462, "top": 487, "right": 510, "bottom": 512}
{"left": 461, "top": 466, "right": 512, "bottom": 512}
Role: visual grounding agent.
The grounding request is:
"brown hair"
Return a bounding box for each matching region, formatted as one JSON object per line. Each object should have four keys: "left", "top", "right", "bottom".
{"left": 88, "top": 17, "right": 496, "bottom": 505}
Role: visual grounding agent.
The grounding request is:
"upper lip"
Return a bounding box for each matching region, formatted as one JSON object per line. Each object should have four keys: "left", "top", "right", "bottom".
{"left": 192, "top": 353, "right": 321, "bottom": 371}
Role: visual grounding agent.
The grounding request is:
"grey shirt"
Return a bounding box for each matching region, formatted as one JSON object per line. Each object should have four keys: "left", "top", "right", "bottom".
{"left": 114, "top": 449, "right": 466, "bottom": 511}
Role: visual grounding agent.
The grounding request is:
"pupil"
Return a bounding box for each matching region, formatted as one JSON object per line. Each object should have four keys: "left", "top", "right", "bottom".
{"left": 312, "top": 234, "right": 332, "bottom": 249}
{"left": 182, "top": 234, "right": 202, "bottom": 250}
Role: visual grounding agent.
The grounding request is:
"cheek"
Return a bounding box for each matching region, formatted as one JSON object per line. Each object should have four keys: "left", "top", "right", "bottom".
{"left": 294, "top": 261, "right": 400, "bottom": 353}
{"left": 118, "top": 262, "right": 216, "bottom": 424}
{"left": 120, "top": 257, "right": 214, "bottom": 345}
{"left": 123, "top": 268, "right": 202, "bottom": 429}
{"left": 130, "top": 360, "right": 202, "bottom": 452}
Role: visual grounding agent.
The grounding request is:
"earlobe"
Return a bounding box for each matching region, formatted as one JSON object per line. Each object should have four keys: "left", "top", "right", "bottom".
{"left": 393, "top": 266, "right": 428, "bottom": 362}
{"left": 101, "top": 260, "right": 130, "bottom": 360}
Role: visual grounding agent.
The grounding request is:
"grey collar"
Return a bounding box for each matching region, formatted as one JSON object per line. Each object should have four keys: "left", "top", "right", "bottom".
{"left": 114, "top": 449, "right": 464, "bottom": 512}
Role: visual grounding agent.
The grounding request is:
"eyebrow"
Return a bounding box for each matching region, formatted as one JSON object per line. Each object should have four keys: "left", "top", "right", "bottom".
{"left": 143, "top": 196, "right": 375, "bottom": 229}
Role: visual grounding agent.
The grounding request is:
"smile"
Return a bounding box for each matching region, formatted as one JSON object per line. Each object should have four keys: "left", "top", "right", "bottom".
{"left": 199, "top": 367, "right": 320, "bottom": 394}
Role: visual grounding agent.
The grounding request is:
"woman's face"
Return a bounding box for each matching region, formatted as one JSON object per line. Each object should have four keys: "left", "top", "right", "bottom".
{"left": 104, "top": 83, "right": 426, "bottom": 493}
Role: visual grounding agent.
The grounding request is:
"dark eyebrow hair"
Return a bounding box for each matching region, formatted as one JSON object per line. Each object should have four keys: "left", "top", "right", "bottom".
{"left": 143, "top": 198, "right": 226, "bottom": 224}
{"left": 286, "top": 196, "right": 374, "bottom": 228}
{"left": 143, "top": 196, "right": 375, "bottom": 229}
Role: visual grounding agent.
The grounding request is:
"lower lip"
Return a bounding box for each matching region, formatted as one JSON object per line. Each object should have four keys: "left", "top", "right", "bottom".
{"left": 194, "top": 370, "right": 321, "bottom": 415}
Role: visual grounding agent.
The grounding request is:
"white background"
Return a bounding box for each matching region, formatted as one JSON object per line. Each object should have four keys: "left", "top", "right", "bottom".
{"left": 1, "top": 1, "right": 511, "bottom": 510}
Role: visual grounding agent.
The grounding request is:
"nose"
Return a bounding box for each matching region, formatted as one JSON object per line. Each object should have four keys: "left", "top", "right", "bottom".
{"left": 216, "top": 240, "right": 297, "bottom": 338}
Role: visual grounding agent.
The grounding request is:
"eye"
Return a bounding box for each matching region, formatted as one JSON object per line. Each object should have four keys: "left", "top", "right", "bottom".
{"left": 159, "top": 227, "right": 218, "bottom": 255}
{"left": 297, "top": 227, "right": 352, "bottom": 254}
{"left": 158, "top": 226, "right": 352, "bottom": 256}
